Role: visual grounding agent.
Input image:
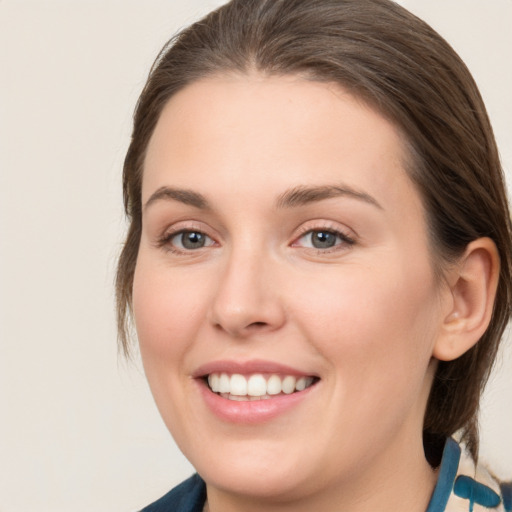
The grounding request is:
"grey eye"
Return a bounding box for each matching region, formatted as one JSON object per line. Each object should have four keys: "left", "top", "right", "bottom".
{"left": 172, "top": 231, "right": 213, "bottom": 250}
{"left": 294, "top": 229, "right": 355, "bottom": 251}
{"left": 308, "top": 231, "right": 338, "bottom": 249}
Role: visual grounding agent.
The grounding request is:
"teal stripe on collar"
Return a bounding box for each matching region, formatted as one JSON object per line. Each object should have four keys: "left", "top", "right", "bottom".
{"left": 454, "top": 475, "right": 501, "bottom": 510}
{"left": 426, "top": 438, "right": 461, "bottom": 512}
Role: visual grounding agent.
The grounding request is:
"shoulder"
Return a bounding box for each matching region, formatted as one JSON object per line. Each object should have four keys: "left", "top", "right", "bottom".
{"left": 429, "top": 437, "right": 512, "bottom": 512}
{"left": 140, "top": 474, "right": 206, "bottom": 512}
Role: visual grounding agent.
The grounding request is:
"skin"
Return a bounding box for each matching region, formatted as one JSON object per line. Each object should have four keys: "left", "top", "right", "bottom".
{"left": 133, "top": 74, "right": 457, "bottom": 512}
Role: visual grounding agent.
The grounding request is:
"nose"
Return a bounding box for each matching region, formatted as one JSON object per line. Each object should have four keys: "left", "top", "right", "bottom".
{"left": 208, "top": 246, "right": 286, "bottom": 338}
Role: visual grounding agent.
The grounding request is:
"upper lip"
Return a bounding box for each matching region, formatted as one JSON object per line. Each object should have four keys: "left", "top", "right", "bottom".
{"left": 192, "top": 359, "right": 319, "bottom": 379}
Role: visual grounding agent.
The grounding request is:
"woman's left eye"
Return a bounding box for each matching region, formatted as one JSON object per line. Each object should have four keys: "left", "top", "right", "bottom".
{"left": 168, "top": 230, "right": 215, "bottom": 250}
{"left": 294, "top": 229, "right": 355, "bottom": 250}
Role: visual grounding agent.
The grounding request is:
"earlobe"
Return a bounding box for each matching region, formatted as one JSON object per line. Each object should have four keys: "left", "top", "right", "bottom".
{"left": 433, "top": 238, "right": 500, "bottom": 362}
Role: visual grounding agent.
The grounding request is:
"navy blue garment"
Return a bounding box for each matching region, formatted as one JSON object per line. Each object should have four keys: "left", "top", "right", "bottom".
{"left": 140, "top": 474, "right": 206, "bottom": 512}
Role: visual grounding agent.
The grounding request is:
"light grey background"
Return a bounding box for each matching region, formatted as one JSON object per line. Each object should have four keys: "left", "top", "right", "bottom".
{"left": 0, "top": 1, "right": 510, "bottom": 511}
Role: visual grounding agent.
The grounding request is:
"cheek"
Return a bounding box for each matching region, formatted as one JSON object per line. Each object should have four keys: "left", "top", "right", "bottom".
{"left": 131, "top": 255, "right": 210, "bottom": 431}
{"left": 291, "top": 260, "right": 440, "bottom": 388}
{"left": 132, "top": 255, "right": 206, "bottom": 360}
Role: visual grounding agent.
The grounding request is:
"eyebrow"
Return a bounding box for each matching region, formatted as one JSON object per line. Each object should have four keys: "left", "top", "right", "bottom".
{"left": 143, "top": 183, "right": 382, "bottom": 212}
{"left": 275, "top": 184, "right": 383, "bottom": 210}
{"left": 144, "top": 186, "right": 210, "bottom": 211}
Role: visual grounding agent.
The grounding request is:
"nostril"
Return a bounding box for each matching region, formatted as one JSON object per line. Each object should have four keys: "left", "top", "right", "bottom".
{"left": 248, "top": 322, "right": 267, "bottom": 328}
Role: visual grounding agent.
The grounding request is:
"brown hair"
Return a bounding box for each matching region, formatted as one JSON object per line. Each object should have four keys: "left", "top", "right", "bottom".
{"left": 116, "top": 0, "right": 512, "bottom": 458}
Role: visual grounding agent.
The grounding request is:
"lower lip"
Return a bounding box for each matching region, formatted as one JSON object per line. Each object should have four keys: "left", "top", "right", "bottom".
{"left": 197, "top": 380, "right": 317, "bottom": 424}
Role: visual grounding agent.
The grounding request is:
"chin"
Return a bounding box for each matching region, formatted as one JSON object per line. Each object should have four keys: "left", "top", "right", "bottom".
{"left": 200, "top": 461, "right": 311, "bottom": 501}
{"left": 182, "top": 433, "right": 337, "bottom": 503}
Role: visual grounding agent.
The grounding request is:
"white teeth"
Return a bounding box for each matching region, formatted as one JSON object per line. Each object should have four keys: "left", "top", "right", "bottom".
{"left": 230, "top": 374, "right": 247, "bottom": 396}
{"left": 208, "top": 374, "right": 220, "bottom": 392}
{"left": 282, "top": 375, "right": 296, "bottom": 394}
{"left": 207, "top": 372, "right": 315, "bottom": 398}
{"left": 267, "top": 375, "right": 282, "bottom": 395}
{"left": 228, "top": 395, "right": 246, "bottom": 401}
{"left": 219, "top": 373, "right": 230, "bottom": 393}
{"left": 296, "top": 376, "right": 307, "bottom": 391}
{"left": 247, "top": 374, "right": 267, "bottom": 396}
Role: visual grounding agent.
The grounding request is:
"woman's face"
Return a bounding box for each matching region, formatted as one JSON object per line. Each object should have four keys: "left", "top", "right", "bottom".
{"left": 134, "top": 75, "right": 448, "bottom": 501}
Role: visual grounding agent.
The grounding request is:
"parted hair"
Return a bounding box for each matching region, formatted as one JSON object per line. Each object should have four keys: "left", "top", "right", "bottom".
{"left": 116, "top": 0, "right": 512, "bottom": 459}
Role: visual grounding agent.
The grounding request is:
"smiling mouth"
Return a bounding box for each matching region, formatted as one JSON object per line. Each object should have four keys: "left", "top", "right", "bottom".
{"left": 205, "top": 373, "right": 319, "bottom": 401}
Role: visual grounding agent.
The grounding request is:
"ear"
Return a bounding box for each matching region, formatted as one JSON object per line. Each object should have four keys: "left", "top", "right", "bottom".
{"left": 433, "top": 237, "right": 500, "bottom": 362}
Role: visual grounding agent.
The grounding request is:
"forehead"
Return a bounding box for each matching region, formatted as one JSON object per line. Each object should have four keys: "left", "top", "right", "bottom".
{"left": 143, "top": 73, "right": 419, "bottom": 216}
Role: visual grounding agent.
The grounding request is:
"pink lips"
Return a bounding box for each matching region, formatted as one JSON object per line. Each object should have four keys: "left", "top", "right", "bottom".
{"left": 193, "top": 359, "right": 318, "bottom": 424}
{"left": 193, "top": 359, "right": 317, "bottom": 378}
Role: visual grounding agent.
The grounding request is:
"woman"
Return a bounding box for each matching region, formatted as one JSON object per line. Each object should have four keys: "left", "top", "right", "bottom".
{"left": 116, "top": 0, "right": 512, "bottom": 510}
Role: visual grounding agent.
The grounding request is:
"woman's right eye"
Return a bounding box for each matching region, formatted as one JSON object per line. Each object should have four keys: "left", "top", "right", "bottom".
{"left": 168, "top": 230, "right": 215, "bottom": 251}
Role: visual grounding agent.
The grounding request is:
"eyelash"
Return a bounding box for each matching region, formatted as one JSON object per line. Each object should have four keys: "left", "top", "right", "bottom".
{"left": 156, "top": 224, "right": 356, "bottom": 255}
